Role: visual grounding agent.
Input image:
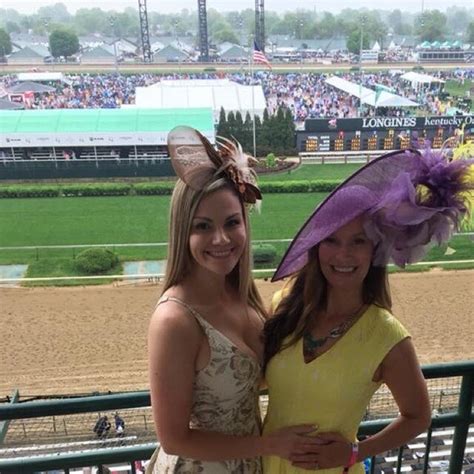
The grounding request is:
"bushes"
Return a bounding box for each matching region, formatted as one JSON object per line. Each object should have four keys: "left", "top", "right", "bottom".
{"left": 0, "top": 186, "right": 60, "bottom": 198}
{"left": 61, "top": 183, "right": 131, "bottom": 196}
{"left": 0, "top": 179, "right": 341, "bottom": 198}
{"left": 259, "top": 180, "right": 339, "bottom": 193}
{"left": 253, "top": 244, "right": 277, "bottom": 264}
{"left": 134, "top": 182, "right": 175, "bottom": 195}
{"left": 74, "top": 248, "right": 119, "bottom": 274}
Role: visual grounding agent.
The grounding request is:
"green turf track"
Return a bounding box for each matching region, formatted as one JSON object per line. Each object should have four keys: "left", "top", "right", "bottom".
{"left": 1, "top": 193, "right": 472, "bottom": 267}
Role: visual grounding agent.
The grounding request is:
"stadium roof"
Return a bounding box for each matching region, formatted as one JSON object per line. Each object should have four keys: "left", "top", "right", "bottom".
{"left": 0, "top": 108, "right": 214, "bottom": 148}
{"left": 325, "top": 76, "right": 419, "bottom": 108}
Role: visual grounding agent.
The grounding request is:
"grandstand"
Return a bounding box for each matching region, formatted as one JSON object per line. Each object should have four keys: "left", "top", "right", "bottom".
{"left": 0, "top": 108, "right": 214, "bottom": 180}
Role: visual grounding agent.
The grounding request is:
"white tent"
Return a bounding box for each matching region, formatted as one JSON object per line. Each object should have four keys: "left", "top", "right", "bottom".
{"left": 372, "top": 41, "right": 381, "bottom": 51}
{"left": 325, "top": 76, "right": 419, "bottom": 108}
{"left": 400, "top": 72, "right": 445, "bottom": 85}
{"left": 17, "top": 72, "right": 71, "bottom": 84}
{"left": 134, "top": 79, "right": 266, "bottom": 121}
{"left": 388, "top": 40, "right": 397, "bottom": 50}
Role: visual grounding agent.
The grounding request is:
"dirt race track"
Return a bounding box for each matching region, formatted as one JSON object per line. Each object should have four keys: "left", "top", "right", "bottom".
{"left": 1, "top": 269, "right": 473, "bottom": 398}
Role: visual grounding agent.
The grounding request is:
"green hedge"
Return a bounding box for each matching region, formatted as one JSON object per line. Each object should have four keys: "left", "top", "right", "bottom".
{"left": 253, "top": 244, "right": 277, "bottom": 264}
{"left": 74, "top": 248, "right": 119, "bottom": 274}
{"left": 134, "top": 182, "right": 176, "bottom": 195}
{"left": 0, "top": 180, "right": 341, "bottom": 198}
{"left": 259, "top": 180, "right": 339, "bottom": 193}
{"left": 61, "top": 183, "right": 131, "bottom": 196}
{"left": 0, "top": 186, "right": 61, "bottom": 198}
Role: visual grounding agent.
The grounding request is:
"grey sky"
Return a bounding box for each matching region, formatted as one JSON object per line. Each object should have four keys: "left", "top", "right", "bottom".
{"left": 2, "top": 0, "right": 473, "bottom": 14}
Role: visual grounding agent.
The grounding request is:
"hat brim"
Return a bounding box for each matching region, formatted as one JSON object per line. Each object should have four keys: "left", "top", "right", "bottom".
{"left": 271, "top": 149, "right": 421, "bottom": 281}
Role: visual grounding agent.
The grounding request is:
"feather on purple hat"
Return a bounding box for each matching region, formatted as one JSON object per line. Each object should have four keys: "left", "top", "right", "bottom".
{"left": 272, "top": 149, "right": 472, "bottom": 282}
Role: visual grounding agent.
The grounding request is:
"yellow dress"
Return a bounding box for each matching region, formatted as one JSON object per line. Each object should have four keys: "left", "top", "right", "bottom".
{"left": 263, "top": 305, "right": 409, "bottom": 474}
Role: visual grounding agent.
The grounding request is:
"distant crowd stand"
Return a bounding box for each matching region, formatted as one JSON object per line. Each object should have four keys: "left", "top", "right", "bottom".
{"left": 1, "top": 69, "right": 472, "bottom": 125}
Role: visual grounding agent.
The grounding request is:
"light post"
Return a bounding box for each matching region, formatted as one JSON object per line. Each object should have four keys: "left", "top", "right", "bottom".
{"left": 108, "top": 16, "right": 118, "bottom": 72}
{"left": 237, "top": 15, "right": 244, "bottom": 46}
{"left": 358, "top": 16, "right": 366, "bottom": 117}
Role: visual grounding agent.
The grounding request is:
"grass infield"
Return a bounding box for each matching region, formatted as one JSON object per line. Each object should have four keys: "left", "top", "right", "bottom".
{"left": 1, "top": 163, "right": 472, "bottom": 282}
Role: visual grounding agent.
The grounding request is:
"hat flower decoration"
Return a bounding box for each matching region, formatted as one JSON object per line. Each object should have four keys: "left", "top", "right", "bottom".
{"left": 167, "top": 126, "right": 261, "bottom": 205}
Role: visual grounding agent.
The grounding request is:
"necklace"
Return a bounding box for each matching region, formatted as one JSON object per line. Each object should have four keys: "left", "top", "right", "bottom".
{"left": 303, "top": 303, "right": 366, "bottom": 355}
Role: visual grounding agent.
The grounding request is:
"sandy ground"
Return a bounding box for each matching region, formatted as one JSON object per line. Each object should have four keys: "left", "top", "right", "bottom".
{"left": 1, "top": 270, "right": 473, "bottom": 397}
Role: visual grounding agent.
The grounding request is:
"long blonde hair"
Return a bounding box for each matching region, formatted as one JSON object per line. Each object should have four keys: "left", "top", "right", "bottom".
{"left": 162, "top": 177, "right": 266, "bottom": 317}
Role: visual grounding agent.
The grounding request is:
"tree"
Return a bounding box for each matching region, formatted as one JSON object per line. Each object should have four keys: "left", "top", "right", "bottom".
{"left": 346, "top": 28, "right": 371, "bottom": 55}
{"left": 315, "top": 13, "right": 337, "bottom": 39}
{"left": 216, "top": 107, "right": 228, "bottom": 138}
{"left": 38, "top": 3, "right": 71, "bottom": 23}
{"left": 49, "top": 28, "right": 79, "bottom": 58}
{"left": 213, "top": 26, "right": 239, "bottom": 44}
{"left": 468, "top": 21, "right": 474, "bottom": 44}
{"left": 74, "top": 8, "right": 108, "bottom": 35}
{"left": 416, "top": 10, "right": 447, "bottom": 42}
{"left": 242, "top": 112, "right": 253, "bottom": 152}
{"left": 0, "top": 28, "right": 12, "bottom": 57}
{"left": 5, "top": 21, "right": 20, "bottom": 34}
{"left": 388, "top": 10, "right": 403, "bottom": 35}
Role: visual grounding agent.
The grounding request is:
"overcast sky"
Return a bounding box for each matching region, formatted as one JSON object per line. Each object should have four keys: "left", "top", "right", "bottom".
{"left": 2, "top": 0, "right": 473, "bottom": 14}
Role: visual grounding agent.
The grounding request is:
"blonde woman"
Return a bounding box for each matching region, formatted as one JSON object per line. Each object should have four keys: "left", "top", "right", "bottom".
{"left": 147, "top": 126, "right": 323, "bottom": 473}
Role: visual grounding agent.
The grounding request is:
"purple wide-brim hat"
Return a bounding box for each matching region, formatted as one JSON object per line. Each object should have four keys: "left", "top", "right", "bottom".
{"left": 272, "top": 149, "right": 472, "bottom": 281}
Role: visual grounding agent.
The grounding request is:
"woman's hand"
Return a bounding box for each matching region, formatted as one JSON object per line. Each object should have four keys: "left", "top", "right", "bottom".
{"left": 265, "top": 425, "right": 326, "bottom": 460}
{"left": 290, "top": 432, "right": 352, "bottom": 470}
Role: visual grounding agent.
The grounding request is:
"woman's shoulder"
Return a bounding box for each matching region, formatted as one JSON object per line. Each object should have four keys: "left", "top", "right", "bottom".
{"left": 364, "top": 305, "right": 410, "bottom": 344}
{"left": 150, "top": 289, "right": 202, "bottom": 335}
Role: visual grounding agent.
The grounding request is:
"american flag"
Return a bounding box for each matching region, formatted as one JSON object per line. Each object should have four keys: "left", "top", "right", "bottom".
{"left": 253, "top": 42, "right": 272, "bottom": 69}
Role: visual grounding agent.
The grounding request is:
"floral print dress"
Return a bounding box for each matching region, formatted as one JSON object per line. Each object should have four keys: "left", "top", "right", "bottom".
{"left": 147, "top": 296, "right": 263, "bottom": 474}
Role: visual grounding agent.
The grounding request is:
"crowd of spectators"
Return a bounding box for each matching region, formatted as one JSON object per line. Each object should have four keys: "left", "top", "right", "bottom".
{"left": 1, "top": 69, "right": 472, "bottom": 125}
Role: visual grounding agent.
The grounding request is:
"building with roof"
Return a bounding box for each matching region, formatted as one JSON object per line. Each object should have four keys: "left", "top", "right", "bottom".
{"left": 7, "top": 45, "right": 52, "bottom": 65}
{"left": 80, "top": 45, "right": 117, "bottom": 64}
{"left": 152, "top": 44, "right": 190, "bottom": 63}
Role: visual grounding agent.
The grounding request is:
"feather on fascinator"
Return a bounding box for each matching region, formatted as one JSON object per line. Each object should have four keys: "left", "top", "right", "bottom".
{"left": 167, "top": 126, "right": 261, "bottom": 204}
{"left": 272, "top": 148, "right": 473, "bottom": 281}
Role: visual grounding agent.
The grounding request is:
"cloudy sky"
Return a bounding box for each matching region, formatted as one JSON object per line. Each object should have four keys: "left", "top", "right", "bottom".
{"left": 2, "top": 0, "right": 473, "bottom": 13}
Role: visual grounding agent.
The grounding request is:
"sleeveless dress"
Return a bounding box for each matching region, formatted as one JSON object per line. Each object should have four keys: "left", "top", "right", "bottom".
{"left": 263, "top": 304, "right": 409, "bottom": 474}
{"left": 147, "top": 296, "right": 263, "bottom": 474}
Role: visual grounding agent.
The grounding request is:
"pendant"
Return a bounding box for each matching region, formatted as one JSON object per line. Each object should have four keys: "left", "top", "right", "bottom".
{"left": 303, "top": 332, "right": 328, "bottom": 352}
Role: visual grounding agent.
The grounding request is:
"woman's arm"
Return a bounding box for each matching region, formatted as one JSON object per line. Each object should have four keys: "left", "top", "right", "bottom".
{"left": 356, "top": 337, "right": 431, "bottom": 459}
{"left": 148, "top": 302, "right": 322, "bottom": 461}
{"left": 291, "top": 338, "right": 431, "bottom": 469}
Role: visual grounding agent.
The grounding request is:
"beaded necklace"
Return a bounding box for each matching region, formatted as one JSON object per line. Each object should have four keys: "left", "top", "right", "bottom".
{"left": 303, "top": 303, "right": 366, "bottom": 359}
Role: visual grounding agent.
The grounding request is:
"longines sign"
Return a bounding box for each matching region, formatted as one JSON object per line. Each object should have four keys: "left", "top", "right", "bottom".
{"left": 305, "top": 115, "right": 474, "bottom": 133}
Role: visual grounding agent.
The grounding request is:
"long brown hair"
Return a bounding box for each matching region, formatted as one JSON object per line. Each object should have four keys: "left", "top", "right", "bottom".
{"left": 263, "top": 245, "right": 392, "bottom": 368}
{"left": 162, "top": 177, "right": 266, "bottom": 318}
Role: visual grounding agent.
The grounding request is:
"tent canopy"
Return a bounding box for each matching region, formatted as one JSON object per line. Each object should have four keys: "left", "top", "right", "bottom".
{"left": 325, "top": 76, "right": 419, "bottom": 108}
{"left": 0, "top": 108, "right": 214, "bottom": 147}
{"left": 8, "top": 81, "right": 56, "bottom": 93}
{"left": 0, "top": 98, "right": 24, "bottom": 110}
{"left": 134, "top": 79, "right": 266, "bottom": 120}
{"left": 400, "top": 72, "right": 445, "bottom": 84}
{"left": 17, "top": 72, "right": 70, "bottom": 84}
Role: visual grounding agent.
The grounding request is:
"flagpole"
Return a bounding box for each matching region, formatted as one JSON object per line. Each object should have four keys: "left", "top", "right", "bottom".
{"left": 251, "top": 39, "right": 257, "bottom": 159}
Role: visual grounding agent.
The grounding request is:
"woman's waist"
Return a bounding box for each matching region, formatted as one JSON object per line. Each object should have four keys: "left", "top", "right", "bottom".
{"left": 189, "top": 417, "right": 261, "bottom": 436}
{"left": 263, "top": 415, "right": 357, "bottom": 441}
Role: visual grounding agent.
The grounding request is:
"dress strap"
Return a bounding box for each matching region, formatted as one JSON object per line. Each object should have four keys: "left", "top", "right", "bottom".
{"left": 156, "top": 295, "right": 208, "bottom": 328}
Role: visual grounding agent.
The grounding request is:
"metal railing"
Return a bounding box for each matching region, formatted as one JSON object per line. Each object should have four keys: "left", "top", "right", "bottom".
{"left": 0, "top": 361, "right": 472, "bottom": 474}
